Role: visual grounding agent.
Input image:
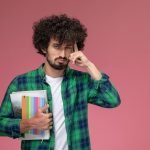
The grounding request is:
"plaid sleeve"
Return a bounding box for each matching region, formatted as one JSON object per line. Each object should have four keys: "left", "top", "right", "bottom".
{"left": 0, "top": 78, "right": 22, "bottom": 138}
{"left": 88, "top": 72, "right": 121, "bottom": 108}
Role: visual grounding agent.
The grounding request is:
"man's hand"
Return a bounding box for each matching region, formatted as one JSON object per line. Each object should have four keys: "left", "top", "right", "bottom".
{"left": 20, "top": 104, "right": 53, "bottom": 133}
{"left": 69, "top": 43, "right": 102, "bottom": 80}
{"left": 69, "top": 43, "right": 90, "bottom": 68}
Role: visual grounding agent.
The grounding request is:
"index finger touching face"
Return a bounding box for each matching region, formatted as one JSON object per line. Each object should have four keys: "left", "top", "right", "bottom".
{"left": 74, "top": 43, "right": 78, "bottom": 52}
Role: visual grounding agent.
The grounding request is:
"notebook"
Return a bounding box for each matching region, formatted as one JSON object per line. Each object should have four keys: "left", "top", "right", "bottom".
{"left": 10, "top": 90, "right": 50, "bottom": 140}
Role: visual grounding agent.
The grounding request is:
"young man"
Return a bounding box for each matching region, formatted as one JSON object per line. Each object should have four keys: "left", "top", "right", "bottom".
{"left": 0, "top": 14, "right": 121, "bottom": 150}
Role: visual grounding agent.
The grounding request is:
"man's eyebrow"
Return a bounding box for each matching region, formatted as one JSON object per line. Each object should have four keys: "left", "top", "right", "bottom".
{"left": 66, "top": 45, "right": 73, "bottom": 47}
{"left": 52, "top": 42, "right": 61, "bottom": 45}
{"left": 65, "top": 44, "right": 74, "bottom": 47}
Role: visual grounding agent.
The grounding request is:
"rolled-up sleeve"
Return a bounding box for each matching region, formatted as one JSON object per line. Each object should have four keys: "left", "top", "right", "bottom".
{"left": 88, "top": 72, "right": 121, "bottom": 108}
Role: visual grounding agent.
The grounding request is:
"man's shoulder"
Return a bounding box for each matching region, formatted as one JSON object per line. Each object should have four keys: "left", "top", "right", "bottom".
{"left": 16, "top": 68, "right": 39, "bottom": 79}
{"left": 7, "top": 65, "right": 43, "bottom": 91}
{"left": 12, "top": 65, "right": 42, "bottom": 83}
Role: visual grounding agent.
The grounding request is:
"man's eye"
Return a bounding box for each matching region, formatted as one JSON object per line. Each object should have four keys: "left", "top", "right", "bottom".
{"left": 54, "top": 45, "right": 59, "bottom": 48}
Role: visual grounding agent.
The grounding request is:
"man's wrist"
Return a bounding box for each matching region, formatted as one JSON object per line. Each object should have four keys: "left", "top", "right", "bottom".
{"left": 84, "top": 60, "right": 93, "bottom": 69}
{"left": 20, "top": 119, "right": 31, "bottom": 133}
{"left": 85, "top": 61, "right": 102, "bottom": 80}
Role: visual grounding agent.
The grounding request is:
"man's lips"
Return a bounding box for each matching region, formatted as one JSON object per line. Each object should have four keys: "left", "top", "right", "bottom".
{"left": 56, "top": 58, "right": 68, "bottom": 63}
{"left": 58, "top": 59, "right": 65, "bottom": 63}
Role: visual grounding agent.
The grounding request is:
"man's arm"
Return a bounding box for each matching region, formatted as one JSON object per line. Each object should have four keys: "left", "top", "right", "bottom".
{"left": 69, "top": 44, "right": 121, "bottom": 108}
{"left": 87, "top": 71, "right": 121, "bottom": 108}
{"left": 84, "top": 61, "right": 102, "bottom": 80}
{"left": 0, "top": 79, "right": 22, "bottom": 138}
{"left": 84, "top": 61, "right": 121, "bottom": 108}
{"left": 0, "top": 79, "right": 53, "bottom": 138}
{"left": 69, "top": 44, "right": 102, "bottom": 80}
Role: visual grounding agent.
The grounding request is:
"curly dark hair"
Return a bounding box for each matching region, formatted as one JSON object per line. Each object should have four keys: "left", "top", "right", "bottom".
{"left": 32, "top": 14, "right": 88, "bottom": 56}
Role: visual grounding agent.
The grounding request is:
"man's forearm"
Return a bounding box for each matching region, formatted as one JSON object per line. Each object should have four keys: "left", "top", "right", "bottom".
{"left": 0, "top": 117, "right": 21, "bottom": 138}
{"left": 20, "top": 119, "right": 31, "bottom": 133}
{"left": 85, "top": 61, "right": 102, "bottom": 80}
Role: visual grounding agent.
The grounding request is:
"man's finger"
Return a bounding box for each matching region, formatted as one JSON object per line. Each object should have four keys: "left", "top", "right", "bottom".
{"left": 74, "top": 43, "right": 78, "bottom": 52}
{"left": 44, "top": 113, "right": 53, "bottom": 118}
{"left": 39, "top": 104, "right": 49, "bottom": 113}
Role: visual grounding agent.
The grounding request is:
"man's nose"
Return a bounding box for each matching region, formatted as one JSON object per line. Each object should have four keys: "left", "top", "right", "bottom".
{"left": 60, "top": 49, "right": 66, "bottom": 57}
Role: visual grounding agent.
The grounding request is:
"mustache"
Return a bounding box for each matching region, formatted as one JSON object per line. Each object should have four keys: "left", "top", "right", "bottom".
{"left": 55, "top": 56, "right": 69, "bottom": 62}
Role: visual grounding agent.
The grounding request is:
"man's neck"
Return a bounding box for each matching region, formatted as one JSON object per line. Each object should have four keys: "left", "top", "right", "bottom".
{"left": 43, "top": 61, "right": 65, "bottom": 78}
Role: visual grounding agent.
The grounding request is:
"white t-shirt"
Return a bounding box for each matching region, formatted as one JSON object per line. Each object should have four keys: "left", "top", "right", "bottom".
{"left": 46, "top": 75, "right": 68, "bottom": 150}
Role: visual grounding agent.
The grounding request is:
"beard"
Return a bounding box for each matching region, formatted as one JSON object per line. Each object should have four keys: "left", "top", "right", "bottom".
{"left": 46, "top": 56, "right": 69, "bottom": 70}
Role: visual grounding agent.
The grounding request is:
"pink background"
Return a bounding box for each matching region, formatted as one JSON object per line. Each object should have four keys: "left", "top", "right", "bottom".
{"left": 0, "top": 0, "right": 150, "bottom": 149}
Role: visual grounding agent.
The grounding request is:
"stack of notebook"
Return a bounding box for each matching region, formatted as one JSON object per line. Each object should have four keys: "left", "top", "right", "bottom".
{"left": 10, "top": 90, "right": 50, "bottom": 140}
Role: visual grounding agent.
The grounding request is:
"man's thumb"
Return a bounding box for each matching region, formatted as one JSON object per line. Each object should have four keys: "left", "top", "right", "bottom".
{"left": 38, "top": 104, "right": 49, "bottom": 113}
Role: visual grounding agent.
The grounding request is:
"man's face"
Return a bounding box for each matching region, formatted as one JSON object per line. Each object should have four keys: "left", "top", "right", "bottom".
{"left": 45, "top": 39, "right": 74, "bottom": 70}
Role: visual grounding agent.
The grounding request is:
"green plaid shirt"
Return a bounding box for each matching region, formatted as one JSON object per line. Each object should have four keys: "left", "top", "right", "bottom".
{"left": 0, "top": 64, "right": 120, "bottom": 150}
